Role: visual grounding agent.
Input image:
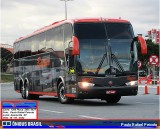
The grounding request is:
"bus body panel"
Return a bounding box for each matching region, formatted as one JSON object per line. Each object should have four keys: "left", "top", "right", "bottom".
{"left": 14, "top": 52, "right": 65, "bottom": 94}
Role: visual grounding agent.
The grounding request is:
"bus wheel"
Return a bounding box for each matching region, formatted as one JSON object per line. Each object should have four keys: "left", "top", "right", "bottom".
{"left": 105, "top": 95, "right": 121, "bottom": 104}
{"left": 58, "top": 82, "right": 73, "bottom": 104}
{"left": 21, "top": 85, "right": 26, "bottom": 99}
{"left": 24, "top": 83, "right": 39, "bottom": 100}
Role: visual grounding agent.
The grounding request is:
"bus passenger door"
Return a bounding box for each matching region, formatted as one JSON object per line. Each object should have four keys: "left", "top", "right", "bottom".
{"left": 65, "top": 54, "right": 76, "bottom": 94}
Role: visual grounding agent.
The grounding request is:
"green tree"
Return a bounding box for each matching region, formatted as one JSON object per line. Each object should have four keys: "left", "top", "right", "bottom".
{"left": 1, "top": 58, "right": 7, "bottom": 72}
{"left": 137, "top": 39, "right": 159, "bottom": 72}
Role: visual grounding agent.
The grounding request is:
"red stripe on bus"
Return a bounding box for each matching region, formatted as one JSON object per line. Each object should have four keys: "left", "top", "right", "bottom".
{"left": 65, "top": 94, "right": 76, "bottom": 98}
{"left": 15, "top": 90, "right": 76, "bottom": 98}
{"left": 74, "top": 18, "right": 129, "bottom": 23}
{"left": 15, "top": 90, "right": 20, "bottom": 93}
{"left": 29, "top": 91, "right": 57, "bottom": 96}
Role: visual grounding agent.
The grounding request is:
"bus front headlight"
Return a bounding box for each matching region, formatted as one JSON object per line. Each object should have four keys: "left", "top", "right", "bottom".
{"left": 125, "top": 81, "right": 138, "bottom": 86}
{"left": 78, "top": 82, "right": 95, "bottom": 88}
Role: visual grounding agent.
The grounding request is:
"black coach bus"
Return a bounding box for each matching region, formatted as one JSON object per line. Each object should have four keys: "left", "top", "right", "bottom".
{"left": 13, "top": 18, "right": 147, "bottom": 104}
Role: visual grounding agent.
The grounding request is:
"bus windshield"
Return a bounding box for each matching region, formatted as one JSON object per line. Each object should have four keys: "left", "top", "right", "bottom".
{"left": 74, "top": 22, "right": 137, "bottom": 76}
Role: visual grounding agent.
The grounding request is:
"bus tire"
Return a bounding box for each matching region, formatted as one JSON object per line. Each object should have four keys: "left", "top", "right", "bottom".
{"left": 24, "top": 83, "right": 39, "bottom": 100}
{"left": 105, "top": 95, "right": 121, "bottom": 104}
{"left": 21, "top": 84, "right": 26, "bottom": 99}
{"left": 58, "top": 82, "right": 73, "bottom": 104}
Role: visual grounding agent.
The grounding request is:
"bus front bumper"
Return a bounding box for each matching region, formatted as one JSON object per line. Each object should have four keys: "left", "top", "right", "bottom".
{"left": 76, "top": 86, "right": 138, "bottom": 99}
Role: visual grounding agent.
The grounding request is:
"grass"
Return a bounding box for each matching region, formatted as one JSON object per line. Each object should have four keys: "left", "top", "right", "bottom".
{"left": 1, "top": 74, "right": 13, "bottom": 83}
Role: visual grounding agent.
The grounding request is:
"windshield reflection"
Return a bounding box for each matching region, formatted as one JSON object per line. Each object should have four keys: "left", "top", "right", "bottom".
{"left": 74, "top": 23, "right": 137, "bottom": 76}
{"left": 76, "top": 39, "right": 109, "bottom": 75}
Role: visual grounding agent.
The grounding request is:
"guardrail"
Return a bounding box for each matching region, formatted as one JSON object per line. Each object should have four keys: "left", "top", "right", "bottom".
{"left": 138, "top": 77, "right": 159, "bottom": 85}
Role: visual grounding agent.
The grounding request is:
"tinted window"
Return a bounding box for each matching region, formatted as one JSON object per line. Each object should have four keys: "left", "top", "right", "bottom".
{"left": 74, "top": 23, "right": 106, "bottom": 39}
{"left": 46, "top": 29, "right": 54, "bottom": 52}
{"left": 14, "top": 25, "right": 65, "bottom": 58}
{"left": 106, "top": 23, "right": 134, "bottom": 39}
{"left": 74, "top": 23, "right": 134, "bottom": 39}
{"left": 19, "top": 41, "right": 26, "bottom": 58}
{"left": 13, "top": 43, "right": 17, "bottom": 54}
{"left": 17, "top": 42, "right": 20, "bottom": 59}
{"left": 64, "top": 24, "right": 73, "bottom": 49}
{"left": 31, "top": 36, "right": 38, "bottom": 55}
{"left": 25, "top": 38, "right": 31, "bottom": 57}
{"left": 45, "top": 26, "right": 64, "bottom": 53}
{"left": 38, "top": 32, "right": 46, "bottom": 53}
{"left": 14, "top": 42, "right": 19, "bottom": 59}
{"left": 54, "top": 26, "right": 64, "bottom": 51}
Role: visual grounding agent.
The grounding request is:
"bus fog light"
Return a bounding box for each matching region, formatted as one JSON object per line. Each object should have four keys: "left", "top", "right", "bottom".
{"left": 125, "top": 81, "right": 138, "bottom": 86}
{"left": 78, "top": 82, "right": 95, "bottom": 88}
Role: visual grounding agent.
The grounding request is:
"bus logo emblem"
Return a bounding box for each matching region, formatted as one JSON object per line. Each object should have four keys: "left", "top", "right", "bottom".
{"left": 108, "top": 81, "right": 113, "bottom": 86}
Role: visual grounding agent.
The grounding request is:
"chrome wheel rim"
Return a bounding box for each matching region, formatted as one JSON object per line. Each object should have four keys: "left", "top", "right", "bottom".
{"left": 25, "top": 86, "right": 29, "bottom": 98}
{"left": 21, "top": 86, "right": 25, "bottom": 97}
{"left": 59, "top": 86, "right": 66, "bottom": 100}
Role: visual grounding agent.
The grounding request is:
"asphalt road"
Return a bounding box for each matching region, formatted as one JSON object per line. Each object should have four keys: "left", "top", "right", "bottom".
{"left": 1, "top": 83, "right": 159, "bottom": 119}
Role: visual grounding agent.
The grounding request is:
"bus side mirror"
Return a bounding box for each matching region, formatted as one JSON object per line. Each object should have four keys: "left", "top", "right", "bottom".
{"left": 71, "top": 36, "right": 80, "bottom": 55}
{"left": 137, "top": 36, "right": 147, "bottom": 54}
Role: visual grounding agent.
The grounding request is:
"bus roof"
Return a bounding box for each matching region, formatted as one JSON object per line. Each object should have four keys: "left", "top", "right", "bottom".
{"left": 14, "top": 18, "right": 130, "bottom": 43}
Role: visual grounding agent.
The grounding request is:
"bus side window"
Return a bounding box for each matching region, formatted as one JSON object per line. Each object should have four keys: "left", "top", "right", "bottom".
{"left": 31, "top": 36, "right": 38, "bottom": 55}
{"left": 38, "top": 32, "right": 46, "bottom": 54}
{"left": 64, "top": 23, "right": 73, "bottom": 50}
{"left": 25, "top": 38, "right": 31, "bottom": 57}
{"left": 14, "top": 43, "right": 18, "bottom": 59}
{"left": 46, "top": 29, "right": 54, "bottom": 52}
{"left": 64, "top": 23, "right": 73, "bottom": 68}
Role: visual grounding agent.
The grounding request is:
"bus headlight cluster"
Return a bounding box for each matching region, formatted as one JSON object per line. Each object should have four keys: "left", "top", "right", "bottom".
{"left": 78, "top": 82, "right": 95, "bottom": 88}
{"left": 125, "top": 81, "right": 138, "bottom": 86}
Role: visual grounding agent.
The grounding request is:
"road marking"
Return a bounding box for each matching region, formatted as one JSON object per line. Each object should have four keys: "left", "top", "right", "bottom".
{"left": 135, "top": 102, "right": 157, "bottom": 105}
{"left": 79, "top": 115, "right": 104, "bottom": 120}
{"left": 39, "top": 109, "right": 64, "bottom": 114}
{"left": 152, "top": 98, "right": 159, "bottom": 100}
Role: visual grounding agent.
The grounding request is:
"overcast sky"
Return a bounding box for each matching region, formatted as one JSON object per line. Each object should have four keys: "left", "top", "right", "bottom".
{"left": 1, "top": 0, "right": 159, "bottom": 45}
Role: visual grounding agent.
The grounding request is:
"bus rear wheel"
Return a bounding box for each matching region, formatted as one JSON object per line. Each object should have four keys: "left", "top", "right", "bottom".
{"left": 105, "top": 95, "right": 121, "bottom": 104}
{"left": 58, "top": 82, "right": 73, "bottom": 104}
{"left": 21, "top": 83, "right": 39, "bottom": 100}
{"left": 21, "top": 85, "right": 26, "bottom": 99}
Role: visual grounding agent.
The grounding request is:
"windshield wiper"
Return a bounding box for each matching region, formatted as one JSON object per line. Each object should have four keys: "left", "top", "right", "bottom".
{"left": 95, "top": 45, "right": 108, "bottom": 75}
{"left": 95, "top": 53, "right": 107, "bottom": 74}
{"left": 111, "top": 53, "right": 124, "bottom": 73}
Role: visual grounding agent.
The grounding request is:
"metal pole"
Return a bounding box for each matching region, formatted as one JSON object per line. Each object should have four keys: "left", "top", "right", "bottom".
{"left": 60, "top": 0, "right": 73, "bottom": 20}
{"left": 65, "top": 0, "right": 67, "bottom": 20}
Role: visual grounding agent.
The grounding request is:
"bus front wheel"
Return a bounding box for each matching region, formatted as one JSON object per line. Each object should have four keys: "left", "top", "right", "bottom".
{"left": 58, "top": 82, "right": 73, "bottom": 104}
{"left": 105, "top": 95, "right": 121, "bottom": 104}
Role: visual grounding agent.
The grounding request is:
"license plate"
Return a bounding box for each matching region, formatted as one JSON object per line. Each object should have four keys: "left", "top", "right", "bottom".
{"left": 106, "top": 90, "right": 116, "bottom": 94}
